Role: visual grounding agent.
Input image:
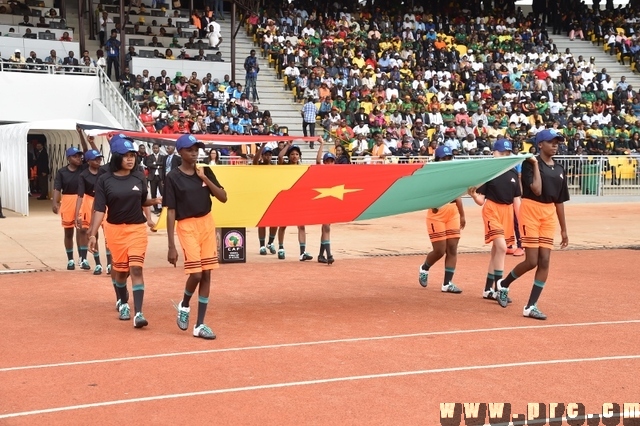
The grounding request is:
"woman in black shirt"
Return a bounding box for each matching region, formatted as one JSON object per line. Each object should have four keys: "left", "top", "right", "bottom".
{"left": 88, "top": 137, "right": 162, "bottom": 329}
{"left": 495, "top": 129, "right": 570, "bottom": 320}
{"left": 166, "top": 135, "right": 227, "bottom": 340}
{"left": 468, "top": 139, "right": 522, "bottom": 300}
{"left": 52, "top": 147, "right": 86, "bottom": 271}
{"left": 75, "top": 149, "right": 105, "bottom": 275}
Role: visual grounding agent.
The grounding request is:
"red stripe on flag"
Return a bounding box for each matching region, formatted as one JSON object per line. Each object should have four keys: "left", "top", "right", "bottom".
{"left": 256, "top": 164, "right": 423, "bottom": 227}
{"left": 107, "top": 131, "right": 319, "bottom": 145}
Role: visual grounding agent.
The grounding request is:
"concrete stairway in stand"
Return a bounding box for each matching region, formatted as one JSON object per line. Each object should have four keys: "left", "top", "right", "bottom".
{"left": 228, "top": 23, "right": 314, "bottom": 157}
{"left": 551, "top": 33, "right": 640, "bottom": 89}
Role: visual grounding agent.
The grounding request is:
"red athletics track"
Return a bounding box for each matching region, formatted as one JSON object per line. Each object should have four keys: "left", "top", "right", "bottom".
{"left": 0, "top": 249, "right": 639, "bottom": 424}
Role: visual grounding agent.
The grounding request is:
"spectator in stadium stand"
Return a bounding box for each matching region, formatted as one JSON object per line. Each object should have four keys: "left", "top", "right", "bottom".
{"left": 9, "top": 49, "right": 26, "bottom": 68}
{"left": 26, "top": 51, "right": 44, "bottom": 70}
{"left": 98, "top": 12, "right": 113, "bottom": 49}
{"left": 105, "top": 29, "right": 121, "bottom": 80}
{"left": 63, "top": 51, "right": 79, "bottom": 72}
{"left": 19, "top": 14, "right": 33, "bottom": 26}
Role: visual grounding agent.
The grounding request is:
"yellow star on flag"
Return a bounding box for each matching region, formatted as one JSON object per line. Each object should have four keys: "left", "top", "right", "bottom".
{"left": 312, "top": 185, "right": 363, "bottom": 200}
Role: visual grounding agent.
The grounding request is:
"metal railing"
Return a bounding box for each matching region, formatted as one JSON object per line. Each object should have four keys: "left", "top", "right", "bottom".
{"left": 0, "top": 61, "right": 98, "bottom": 75}
{"left": 96, "top": 66, "right": 146, "bottom": 132}
{"left": 206, "top": 154, "right": 640, "bottom": 196}
{"left": 0, "top": 61, "right": 146, "bottom": 132}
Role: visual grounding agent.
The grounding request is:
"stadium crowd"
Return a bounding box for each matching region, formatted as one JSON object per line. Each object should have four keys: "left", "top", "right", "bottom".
{"left": 107, "top": 0, "right": 640, "bottom": 170}
{"left": 240, "top": 0, "right": 640, "bottom": 162}
{"left": 4, "top": 0, "right": 640, "bottom": 172}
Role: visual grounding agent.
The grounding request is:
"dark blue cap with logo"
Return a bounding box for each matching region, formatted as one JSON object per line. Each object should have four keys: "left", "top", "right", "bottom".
{"left": 535, "top": 129, "right": 565, "bottom": 144}
{"left": 323, "top": 152, "right": 336, "bottom": 162}
{"left": 176, "top": 134, "right": 205, "bottom": 151}
{"left": 493, "top": 139, "right": 513, "bottom": 152}
{"left": 435, "top": 145, "right": 453, "bottom": 159}
{"left": 110, "top": 138, "right": 137, "bottom": 155}
{"left": 84, "top": 149, "right": 103, "bottom": 160}
{"left": 287, "top": 144, "right": 301, "bottom": 155}
{"left": 66, "top": 147, "right": 82, "bottom": 157}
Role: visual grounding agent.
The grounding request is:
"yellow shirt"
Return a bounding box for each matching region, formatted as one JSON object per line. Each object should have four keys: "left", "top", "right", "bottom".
{"left": 360, "top": 100, "right": 373, "bottom": 115}
{"left": 586, "top": 129, "right": 603, "bottom": 139}
{"left": 351, "top": 56, "right": 365, "bottom": 69}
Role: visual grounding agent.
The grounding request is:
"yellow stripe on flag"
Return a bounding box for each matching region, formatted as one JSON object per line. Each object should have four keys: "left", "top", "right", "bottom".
{"left": 153, "top": 164, "right": 309, "bottom": 230}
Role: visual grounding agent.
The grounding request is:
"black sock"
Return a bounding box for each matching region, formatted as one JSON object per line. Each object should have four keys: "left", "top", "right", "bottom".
{"left": 322, "top": 240, "right": 332, "bottom": 257}
{"left": 444, "top": 267, "right": 455, "bottom": 285}
{"left": 319, "top": 243, "right": 325, "bottom": 257}
{"left": 182, "top": 289, "right": 193, "bottom": 308}
{"left": 112, "top": 279, "right": 120, "bottom": 301}
{"left": 78, "top": 246, "right": 88, "bottom": 262}
{"left": 279, "top": 243, "right": 284, "bottom": 250}
{"left": 66, "top": 248, "right": 74, "bottom": 261}
{"left": 299, "top": 243, "right": 305, "bottom": 255}
{"left": 93, "top": 252, "right": 101, "bottom": 266}
{"left": 197, "top": 296, "right": 209, "bottom": 327}
{"left": 259, "top": 238, "right": 265, "bottom": 248}
{"left": 527, "top": 280, "right": 545, "bottom": 307}
{"left": 501, "top": 270, "right": 519, "bottom": 288}
{"left": 106, "top": 249, "right": 112, "bottom": 266}
{"left": 268, "top": 235, "right": 275, "bottom": 245}
{"left": 132, "top": 283, "right": 144, "bottom": 314}
{"left": 485, "top": 273, "right": 495, "bottom": 292}
{"left": 115, "top": 281, "right": 129, "bottom": 304}
{"left": 493, "top": 269, "right": 503, "bottom": 290}
{"left": 421, "top": 261, "right": 431, "bottom": 271}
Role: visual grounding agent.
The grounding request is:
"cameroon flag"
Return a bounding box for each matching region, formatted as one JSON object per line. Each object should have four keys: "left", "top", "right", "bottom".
{"left": 154, "top": 155, "right": 528, "bottom": 229}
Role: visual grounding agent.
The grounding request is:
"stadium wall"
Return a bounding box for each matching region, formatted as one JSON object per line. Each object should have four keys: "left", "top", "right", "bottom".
{"left": 0, "top": 73, "right": 118, "bottom": 125}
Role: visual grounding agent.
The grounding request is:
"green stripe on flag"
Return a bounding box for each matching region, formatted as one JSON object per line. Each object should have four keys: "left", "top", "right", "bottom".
{"left": 356, "top": 155, "right": 529, "bottom": 221}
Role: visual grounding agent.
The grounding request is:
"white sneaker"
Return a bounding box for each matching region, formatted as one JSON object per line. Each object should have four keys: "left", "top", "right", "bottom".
{"left": 176, "top": 301, "right": 190, "bottom": 331}
{"left": 193, "top": 324, "right": 216, "bottom": 340}
{"left": 482, "top": 289, "right": 496, "bottom": 300}
{"left": 523, "top": 304, "right": 547, "bottom": 320}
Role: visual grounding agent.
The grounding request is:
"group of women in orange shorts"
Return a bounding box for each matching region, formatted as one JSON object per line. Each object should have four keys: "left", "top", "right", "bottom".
{"left": 52, "top": 128, "right": 569, "bottom": 338}
{"left": 420, "top": 130, "right": 569, "bottom": 320}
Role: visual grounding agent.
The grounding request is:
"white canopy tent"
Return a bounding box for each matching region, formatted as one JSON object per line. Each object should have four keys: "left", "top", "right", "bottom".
{"left": 0, "top": 120, "right": 112, "bottom": 216}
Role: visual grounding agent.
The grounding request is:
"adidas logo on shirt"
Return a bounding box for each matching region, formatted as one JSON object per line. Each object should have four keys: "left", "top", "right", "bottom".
{"left": 132, "top": 185, "right": 140, "bottom": 191}
{"left": 511, "top": 178, "right": 516, "bottom": 183}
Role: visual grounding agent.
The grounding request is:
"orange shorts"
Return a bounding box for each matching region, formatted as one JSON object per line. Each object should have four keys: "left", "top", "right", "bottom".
{"left": 482, "top": 200, "right": 515, "bottom": 245}
{"left": 79, "top": 195, "right": 94, "bottom": 229}
{"left": 519, "top": 198, "right": 556, "bottom": 250}
{"left": 426, "top": 203, "right": 460, "bottom": 243}
{"left": 176, "top": 212, "right": 219, "bottom": 275}
{"left": 60, "top": 194, "right": 78, "bottom": 228}
{"left": 103, "top": 222, "right": 148, "bottom": 272}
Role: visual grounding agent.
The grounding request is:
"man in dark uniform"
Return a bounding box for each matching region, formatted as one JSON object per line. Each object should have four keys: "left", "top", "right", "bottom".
{"left": 144, "top": 143, "right": 165, "bottom": 213}
{"left": 34, "top": 142, "right": 50, "bottom": 199}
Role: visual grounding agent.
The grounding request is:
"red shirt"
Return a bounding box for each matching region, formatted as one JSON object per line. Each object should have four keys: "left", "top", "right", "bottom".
{"left": 533, "top": 69, "right": 548, "bottom": 80}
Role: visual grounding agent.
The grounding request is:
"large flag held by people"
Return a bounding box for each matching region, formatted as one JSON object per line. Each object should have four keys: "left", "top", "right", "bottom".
{"left": 153, "top": 155, "right": 529, "bottom": 228}
{"left": 78, "top": 127, "right": 529, "bottom": 228}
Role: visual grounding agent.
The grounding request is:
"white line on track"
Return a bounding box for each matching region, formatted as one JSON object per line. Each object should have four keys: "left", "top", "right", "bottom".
{"left": 1, "top": 354, "right": 639, "bottom": 419}
{"left": 1, "top": 319, "right": 639, "bottom": 373}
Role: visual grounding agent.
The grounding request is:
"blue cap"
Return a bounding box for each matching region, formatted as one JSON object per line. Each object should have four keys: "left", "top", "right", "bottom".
{"left": 287, "top": 144, "right": 301, "bottom": 155}
{"left": 323, "top": 152, "right": 336, "bottom": 162}
{"left": 66, "top": 147, "right": 82, "bottom": 157}
{"left": 493, "top": 139, "right": 513, "bottom": 152}
{"left": 176, "top": 134, "right": 205, "bottom": 151}
{"left": 535, "top": 129, "right": 565, "bottom": 144}
{"left": 262, "top": 147, "right": 273, "bottom": 154}
{"left": 84, "top": 149, "right": 103, "bottom": 161}
{"left": 110, "top": 138, "right": 137, "bottom": 155}
{"left": 434, "top": 145, "right": 453, "bottom": 159}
